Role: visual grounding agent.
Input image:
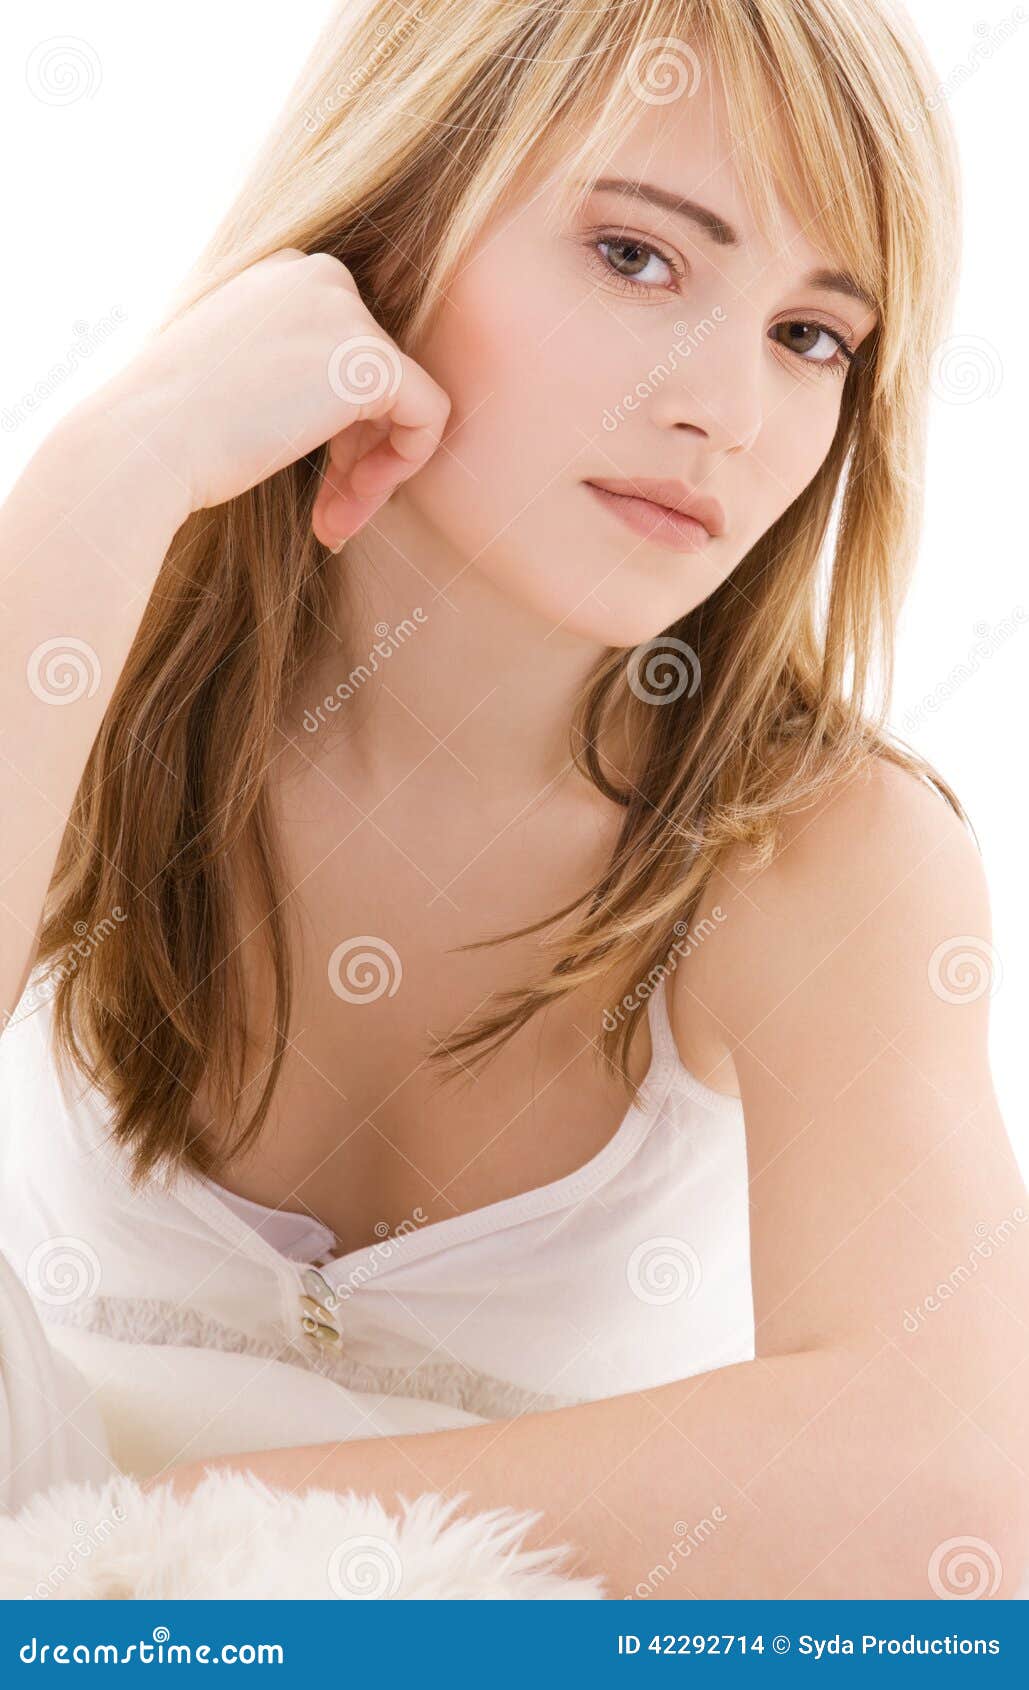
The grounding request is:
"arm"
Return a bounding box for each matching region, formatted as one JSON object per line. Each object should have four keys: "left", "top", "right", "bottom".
{"left": 153, "top": 760, "right": 1029, "bottom": 1598}
{"left": 0, "top": 393, "right": 190, "bottom": 1023}
{"left": 0, "top": 251, "right": 451, "bottom": 1028}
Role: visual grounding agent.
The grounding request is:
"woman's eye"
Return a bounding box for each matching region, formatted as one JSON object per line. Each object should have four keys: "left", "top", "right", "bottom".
{"left": 585, "top": 233, "right": 858, "bottom": 376}
{"left": 591, "top": 235, "right": 676, "bottom": 291}
{"left": 771, "top": 319, "right": 855, "bottom": 373}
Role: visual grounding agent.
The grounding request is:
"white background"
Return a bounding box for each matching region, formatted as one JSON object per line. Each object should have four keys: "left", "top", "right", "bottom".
{"left": 1, "top": 3, "right": 1026, "bottom": 1172}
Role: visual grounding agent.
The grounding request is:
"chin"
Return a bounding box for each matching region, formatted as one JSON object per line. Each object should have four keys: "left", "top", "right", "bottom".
{"left": 566, "top": 555, "right": 703, "bottom": 647}
{"left": 470, "top": 551, "right": 672, "bottom": 648}
{"left": 564, "top": 599, "right": 685, "bottom": 649}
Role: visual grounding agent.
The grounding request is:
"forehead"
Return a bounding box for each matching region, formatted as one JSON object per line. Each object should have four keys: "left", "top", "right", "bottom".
{"left": 564, "top": 64, "right": 845, "bottom": 283}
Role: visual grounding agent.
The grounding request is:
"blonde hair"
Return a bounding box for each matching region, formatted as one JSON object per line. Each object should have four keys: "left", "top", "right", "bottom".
{"left": 37, "top": 0, "right": 967, "bottom": 1185}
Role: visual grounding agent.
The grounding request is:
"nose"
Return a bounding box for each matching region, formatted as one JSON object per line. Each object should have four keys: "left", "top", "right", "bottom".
{"left": 648, "top": 318, "right": 765, "bottom": 455}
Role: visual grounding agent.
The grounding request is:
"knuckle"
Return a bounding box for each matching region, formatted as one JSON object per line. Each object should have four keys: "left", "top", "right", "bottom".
{"left": 306, "top": 250, "right": 352, "bottom": 284}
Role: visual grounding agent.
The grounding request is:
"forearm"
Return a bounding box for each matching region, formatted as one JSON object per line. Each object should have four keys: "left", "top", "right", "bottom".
{"left": 0, "top": 391, "right": 190, "bottom": 1019}
{"left": 152, "top": 1338, "right": 1024, "bottom": 1598}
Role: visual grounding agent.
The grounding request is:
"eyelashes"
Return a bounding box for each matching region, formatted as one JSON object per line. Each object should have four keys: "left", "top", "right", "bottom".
{"left": 582, "top": 230, "right": 858, "bottom": 377}
{"left": 590, "top": 232, "right": 682, "bottom": 292}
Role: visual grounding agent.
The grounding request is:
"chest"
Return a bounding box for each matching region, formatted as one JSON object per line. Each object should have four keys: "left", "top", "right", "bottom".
{"left": 193, "top": 772, "right": 657, "bottom": 1256}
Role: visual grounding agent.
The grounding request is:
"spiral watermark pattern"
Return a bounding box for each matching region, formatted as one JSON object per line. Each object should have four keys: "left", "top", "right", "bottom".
{"left": 26, "top": 1235, "right": 102, "bottom": 1306}
{"left": 328, "top": 935, "right": 403, "bottom": 1003}
{"left": 26, "top": 636, "right": 102, "bottom": 706}
{"left": 627, "top": 1236, "right": 703, "bottom": 1305}
{"left": 627, "top": 636, "right": 701, "bottom": 705}
{"left": 327, "top": 1534, "right": 404, "bottom": 1597}
{"left": 927, "top": 935, "right": 1002, "bottom": 1004}
{"left": 627, "top": 37, "right": 703, "bottom": 104}
{"left": 25, "top": 37, "right": 102, "bottom": 105}
{"left": 929, "top": 335, "right": 1003, "bottom": 405}
{"left": 928, "top": 1535, "right": 1003, "bottom": 1598}
{"left": 327, "top": 335, "right": 403, "bottom": 406}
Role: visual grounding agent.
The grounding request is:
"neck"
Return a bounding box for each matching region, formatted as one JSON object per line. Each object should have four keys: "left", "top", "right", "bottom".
{"left": 289, "top": 487, "right": 633, "bottom": 809}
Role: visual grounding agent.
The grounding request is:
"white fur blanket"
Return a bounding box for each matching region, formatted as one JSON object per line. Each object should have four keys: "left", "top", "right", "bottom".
{"left": 0, "top": 1271, "right": 604, "bottom": 1599}
{"left": 1, "top": 1469, "right": 605, "bottom": 1599}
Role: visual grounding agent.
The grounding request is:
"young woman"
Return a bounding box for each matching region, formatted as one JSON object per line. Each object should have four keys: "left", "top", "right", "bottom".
{"left": 2, "top": 0, "right": 1027, "bottom": 1598}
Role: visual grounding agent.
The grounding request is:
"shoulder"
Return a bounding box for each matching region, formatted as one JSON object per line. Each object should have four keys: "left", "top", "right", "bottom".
{"left": 699, "top": 755, "right": 989, "bottom": 1035}
{"left": 665, "top": 755, "right": 991, "bottom": 1091}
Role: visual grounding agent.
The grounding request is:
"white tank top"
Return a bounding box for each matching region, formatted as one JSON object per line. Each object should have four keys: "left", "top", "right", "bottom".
{"left": 0, "top": 967, "right": 754, "bottom": 1420}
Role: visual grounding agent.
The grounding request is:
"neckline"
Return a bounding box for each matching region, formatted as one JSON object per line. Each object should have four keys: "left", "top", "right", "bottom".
{"left": 190, "top": 972, "right": 688, "bottom": 1291}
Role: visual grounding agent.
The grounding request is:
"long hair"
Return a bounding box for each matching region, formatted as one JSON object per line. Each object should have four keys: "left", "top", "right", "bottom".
{"left": 34, "top": 0, "right": 966, "bottom": 1187}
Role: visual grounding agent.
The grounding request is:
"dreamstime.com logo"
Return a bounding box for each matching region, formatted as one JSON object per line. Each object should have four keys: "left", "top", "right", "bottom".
{"left": 302, "top": 6, "right": 427, "bottom": 131}
{"left": 29, "top": 1508, "right": 128, "bottom": 1600}
{"left": 301, "top": 611, "right": 428, "bottom": 732}
{"left": 901, "top": 1206, "right": 1028, "bottom": 1334}
{"left": 602, "top": 908, "right": 727, "bottom": 1032}
{"left": 602, "top": 311, "right": 726, "bottom": 431}
{"left": 623, "top": 1507, "right": 728, "bottom": 1598}
{"left": 18, "top": 1629, "right": 284, "bottom": 1664}
{"left": 901, "top": 606, "right": 1027, "bottom": 732}
{"left": 304, "top": 1207, "right": 429, "bottom": 1313}
{"left": 2, "top": 307, "right": 127, "bottom": 434}
{"left": 7, "top": 907, "right": 128, "bottom": 1024}
{"left": 899, "top": 7, "right": 1026, "bottom": 133}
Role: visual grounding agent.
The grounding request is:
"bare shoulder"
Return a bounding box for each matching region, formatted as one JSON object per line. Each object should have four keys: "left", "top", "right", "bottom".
{"left": 665, "top": 753, "right": 993, "bottom": 1108}
{"left": 665, "top": 755, "right": 990, "bottom": 1090}
{"left": 753, "top": 752, "right": 979, "bottom": 905}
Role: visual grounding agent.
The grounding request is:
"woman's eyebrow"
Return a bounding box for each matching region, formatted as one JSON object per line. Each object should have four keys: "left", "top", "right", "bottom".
{"left": 586, "top": 175, "right": 877, "bottom": 314}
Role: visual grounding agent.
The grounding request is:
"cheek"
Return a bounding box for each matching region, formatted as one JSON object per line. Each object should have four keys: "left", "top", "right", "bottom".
{"left": 403, "top": 277, "right": 601, "bottom": 549}
{"left": 751, "top": 383, "right": 844, "bottom": 525}
{"left": 402, "top": 283, "right": 648, "bottom": 632}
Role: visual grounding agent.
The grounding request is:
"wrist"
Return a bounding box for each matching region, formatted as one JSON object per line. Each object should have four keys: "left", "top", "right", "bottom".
{"left": 46, "top": 381, "right": 195, "bottom": 538}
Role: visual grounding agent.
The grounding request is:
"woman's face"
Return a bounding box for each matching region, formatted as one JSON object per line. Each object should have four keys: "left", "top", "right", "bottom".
{"left": 397, "top": 68, "right": 879, "bottom": 647}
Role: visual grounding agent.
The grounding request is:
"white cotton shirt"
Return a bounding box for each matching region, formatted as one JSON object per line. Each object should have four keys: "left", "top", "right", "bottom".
{"left": 0, "top": 967, "right": 755, "bottom": 1422}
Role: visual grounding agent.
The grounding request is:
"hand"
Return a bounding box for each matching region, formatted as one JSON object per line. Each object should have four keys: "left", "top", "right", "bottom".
{"left": 88, "top": 248, "right": 451, "bottom": 547}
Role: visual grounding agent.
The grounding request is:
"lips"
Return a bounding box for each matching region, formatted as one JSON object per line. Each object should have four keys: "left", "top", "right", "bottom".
{"left": 584, "top": 481, "right": 716, "bottom": 555}
{"left": 584, "top": 477, "right": 726, "bottom": 538}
